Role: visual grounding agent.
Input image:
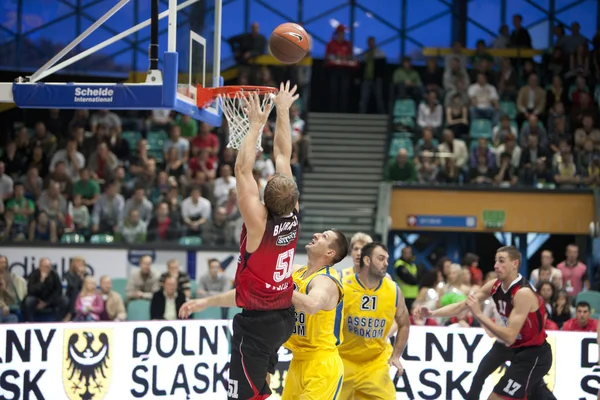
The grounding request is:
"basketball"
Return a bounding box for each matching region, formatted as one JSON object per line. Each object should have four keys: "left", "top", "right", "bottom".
{"left": 269, "top": 22, "right": 310, "bottom": 64}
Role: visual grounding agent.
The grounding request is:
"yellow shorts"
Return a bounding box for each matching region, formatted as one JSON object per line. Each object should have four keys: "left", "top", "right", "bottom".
{"left": 339, "top": 350, "right": 396, "bottom": 400}
{"left": 282, "top": 351, "right": 344, "bottom": 400}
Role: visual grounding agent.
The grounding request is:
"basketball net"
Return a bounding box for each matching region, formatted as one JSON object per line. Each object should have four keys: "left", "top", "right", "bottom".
{"left": 220, "top": 91, "right": 275, "bottom": 151}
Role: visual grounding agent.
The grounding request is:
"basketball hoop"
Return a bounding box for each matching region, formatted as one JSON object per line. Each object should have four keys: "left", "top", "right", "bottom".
{"left": 196, "top": 85, "right": 278, "bottom": 151}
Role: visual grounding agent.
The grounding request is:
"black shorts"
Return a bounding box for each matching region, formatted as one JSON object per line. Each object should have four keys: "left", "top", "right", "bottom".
{"left": 493, "top": 341, "right": 553, "bottom": 400}
{"left": 228, "top": 307, "right": 295, "bottom": 400}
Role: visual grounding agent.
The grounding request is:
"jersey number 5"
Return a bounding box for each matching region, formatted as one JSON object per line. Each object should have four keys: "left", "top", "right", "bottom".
{"left": 274, "top": 249, "right": 295, "bottom": 283}
{"left": 360, "top": 295, "right": 377, "bottom": 311}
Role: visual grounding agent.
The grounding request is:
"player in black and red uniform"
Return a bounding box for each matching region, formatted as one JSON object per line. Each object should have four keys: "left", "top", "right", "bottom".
{"left": 416, "top": 246, "right": 556, "bottom": 400}
{"left": 181, "top": 82, "right": 301, "bottom": 400}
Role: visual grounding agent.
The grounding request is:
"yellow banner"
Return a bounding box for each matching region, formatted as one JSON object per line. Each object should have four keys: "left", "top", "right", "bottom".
{"left": 389, "top": 188, "right": 594, "bottom": 234}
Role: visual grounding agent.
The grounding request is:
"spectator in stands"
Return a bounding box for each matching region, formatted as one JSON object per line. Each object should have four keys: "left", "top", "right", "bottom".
{"left": 116, "top": 209, "right": 147, "bottom": 244}
{"left": 188, "top": 148, "right": 215, "bottom": 181}
{"left": 583, "top": 153, "right": 600, "bottom": 188}
{"left": 22, "top": 257, "right": 69, "bottom": 322}
{"left": 496, "top": 58, "right": 519, "bottom": 99}
{"left": 0, "top": 273, "right": 19, "bottom": 323}
{"left": 91, "top": 180, "right": 124, "bottom": 234}
{"left": 564, "top": 22, "right": 588, "bottom": 55}
{"left": 31, "top": 122, "right": 57, "bottom": 155}
{"left": 176, "top": 114, "right": 198, "bottom": 140}
{"left": 1, "top": 141, "right": 26, "bottom": 180}
{"left": 551, "top": 289, "right": 573, "bottom": 328}
{"left": 148, "top": 109, "right": 172, "bottom": 132}
{"left": 0, "top": 255, "right": 26, "bottom": 315}
{"left": 417, "top": 90, "right": 443, "bottom": 135}
{"left": 98, "top": 276, "right": 126, "bottom": 321}
{"left": 562, "top": 301, "right": 597, "bottom": 332}
{"left": 358, "top": 36, "right": 386, "bottom": 114}
{"left": 438, "top": 263, "right": 471, "bottom": 299}
{"left": 71, "top": 194, "right": 90, "bottom": 234}
{"left": 492, "top": 115, "right": 517, "bottom": 147}
{"left": 469, "top": 154, "right": 496, "bottom": 185}
{"left": 575, "top": 115, "right": 600, "bottom": 151}
{"left": 394, "top": 246, "right": 423, "bottom": 310}
{"left": 537, "top": 281, "right": 556, "bottom": 317}
{"left": 571, "top": 93, "right": 598, "bottom": 130}
{"left": 7, "top": 182, "right": 35, "bottom": 228}
{"left": 520, "top": 133, "right": 549, "bottom": 169}
{"left": 49, "top": 138, "right": 84, "bottom": 182}
{"left": 421, "top": 57, "right": 444, "bottom": 98}
{"left": 445, "top": 93, "right": 469, "bottom": 139}
{"left": 510, "top": 14, "right": 532, "bottom": 48}
{"left": 470, "top": 138, "right": 495, "bottom": 169}
{"left": 197, "top": 258, "right": 232, "bottom": 319}
{"left": 164, "top": 146, "right": 187, "bottom": 187}
{"left": 384, "top": 148, "right": 417, "bottom": 182}
{"left": 147, "top": 202, "right": 179, "bottom": 242}
{"left": 557, "top": 244, "right": 589, "bottom": 297}
{"left": 90, "top": 110, "right": 121, "bottom": 136}
{"left": 444, "top": 41, "right": 467, "bottom": 70}
{"left": 26, "top": 145, "right": 47, "bottom": 179}
{"left": 124, "top": 186, "right": 154, "bottom": 224}
{"left": 393, "top": 56, "right": 422, "bottom": 103}
{"left": 73, "top": 168, "right": 100, "bottom": 209}
{"left": 213, "top": 164, "right": 236, "bottom": 204}
{"left": 73, "top": 276, "right": 104, "bottom": 321}
{"left": 493, "top": 25, "right": 510, "bottom": 50}
{"left": 28, "top": 211, "right": 57, "bottom": 243}
{"left": 107, "top": 127, "right": 130, "bottom": 162}
{"left": 546, "top": 49, "right": 567, "bottom": 84}
{"left": 578, "top": 139, "right": 596, "bottom": 172}
{"left": 160, "top": 259, "right": 191, "bottom": 299}
{"left": 0, "top": 162, "right": 14, "bottom": 201}
{"left": 530, "top": 250, "right": 563, "bottom": 288}
{"left": 1, "top": 209, "right": 23, "bottom": 241}
{"left": 516, "top": 74, "right": 546, "bottom": 128}
{"left": 444, "top": 78, "right": 469, "bottom": 108}
{"left": 414, "top": 269, "right": 442, "bottom": 310}
{"left": 88, "top": 142, "right": 118, "bottom": 182}
{"left": 129, "top": 139, "right": 150, "bottom": 178}
{"left": 150, "top": 276, "right": 185, "bottom": 320}
{"left": 415, "top": 128, "right": 437, "bottom": 158}
{"left": 181, "top": 185, "right": 211, "bottom": 237}
{"left": 37, "top": 181, "right": 67, "bottom": 228}
{"left": 192, "top": 123, "right": 219, "bottom": 165}
{"left": 23, "top": 167, "right": 43, "bottom": 201}
{"left": 230, "top": 21, "right": 267, "bottom": 65}
{"left": 468, "top": 72, "right": 500, "bottom": 126}
{"left": 325, "top": 25, "right": 353, "bottom": 112}
{"left": 519, "top": 114, "right": 549, "bottom": 149}
{"left": 494, "top": 152, "right": 519, "bottom": 186}
{"left": 126, "top": 255, "right": 160, "bottom": 303}
{"left": 164, "top": 125, "right": 190, "bottom": 163}
{"left": 211, "top": 188, "right": 242, "bottom": 245}
{"left": 416, "top": 152, "right": 439, "bottom": 184}
{"left": 45, "top": 161, "right": 72, "bottom": 196}
{"left": 463, "top": 253, "right": 483, "bottom": 285}
{"left": 438, "top": 129, "right": 468, "bottom": 171}
{"left": 443, "top": 57, "right": 470, "bottom": 92}
{"left": 553, "top": 145, "right": 581, "bottom": 188}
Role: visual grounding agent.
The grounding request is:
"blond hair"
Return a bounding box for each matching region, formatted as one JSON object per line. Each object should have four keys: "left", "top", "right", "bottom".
{"left": 264, "top": 173, "right": 299, "bottom": 216}
{"left": 79, "top": 276, "right": 98, "bottom": 297}
{"left": 350, "top": 232, "right": 373, "bottom": 248}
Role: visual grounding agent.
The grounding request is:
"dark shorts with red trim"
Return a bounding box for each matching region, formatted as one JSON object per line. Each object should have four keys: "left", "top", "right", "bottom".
{"left": 493, "top": 341, "right": 554, "bottom": 400}
{"left": 228, "top": 307, "right": 295, "bottom": 400}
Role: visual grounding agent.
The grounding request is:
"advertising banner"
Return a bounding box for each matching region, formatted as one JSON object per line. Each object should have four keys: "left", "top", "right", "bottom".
{"left": 0, "top": 322, "right": 598, "bottom": 400}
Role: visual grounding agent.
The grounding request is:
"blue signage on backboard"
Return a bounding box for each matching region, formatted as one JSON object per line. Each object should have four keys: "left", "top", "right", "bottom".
{"left": 406, "top": 215, "right": 477, "bottom": 229}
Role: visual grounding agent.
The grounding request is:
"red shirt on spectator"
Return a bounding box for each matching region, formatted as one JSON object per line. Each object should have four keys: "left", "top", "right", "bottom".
{"left": 562, "top": 317, "right": 598, "bottom": 332}
{"left": 325, "top": 25, "right": 352, "bottom": 61}
{"left": 469, "top": 266, "right": 483, "bottom": 285}
{"left": 188, "top": 156, "right": 214, "bottom": 176}
{"left": 191, "top": 133, "right": 219, "bottom": 163}
{"left": 157, "top": 218, "right": 171, "bottom": 240}
{"left": 544, "top": 318, "right": 559, "bottom": 331}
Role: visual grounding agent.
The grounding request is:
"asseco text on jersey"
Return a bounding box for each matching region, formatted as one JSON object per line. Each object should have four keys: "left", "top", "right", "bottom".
{"left": 346, "top": 316, "right": 387, "bottom": 339}
{"left": 273, "top": 219, "right": 298, "bottom": 236}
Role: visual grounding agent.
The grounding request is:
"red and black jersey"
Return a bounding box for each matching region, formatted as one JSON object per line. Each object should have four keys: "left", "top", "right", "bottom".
{"left": 490, "top": 275, "right": 547, "bottom": 348}
{"left": 234, "top": 209, "right": 299, "bottom": 311}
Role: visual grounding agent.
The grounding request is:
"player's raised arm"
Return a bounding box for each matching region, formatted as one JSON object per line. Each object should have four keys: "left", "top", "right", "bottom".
{"left": 273, "top": 81, "right": 299, "bottom": 179}
{"left": 234, "top": 93, "right": 270, "bottom": 233}
{"left": 415, "top": 278, "right": 496, "bottom": 319}
{"left": 179, "top": 289, "right": 237, "bottom": 318}
{"left": 292, "top": 275, "right": 340, "bottom": 315}
{"left": 467, "top": 288, "right": 536, "bottom": 347}
{"left": 389, "top": 286, "right": 410, "bottom": 377}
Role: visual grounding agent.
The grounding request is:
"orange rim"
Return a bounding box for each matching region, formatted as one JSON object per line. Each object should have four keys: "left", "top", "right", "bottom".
{"left": 196, "top": 85, "right": 278, "bottom": 108}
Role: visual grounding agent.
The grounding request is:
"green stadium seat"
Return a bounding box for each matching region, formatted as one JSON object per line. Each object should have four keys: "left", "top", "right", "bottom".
{"left": 499, "top": 101, "right": 517, "bottom": 119}
{"left": 60, "top": 233, "right": 86, "bottom": 244}
{"left": 393, "top": 99, "right": 416, "bottom": 118}
{"left": 576, "top": 291, "right": 600, "bottom": 319}
{"left": 393, "top": 116, "right": 415, "bottom": 130}
{"left": 127, "top": 299, "right": 151, "bottom": 321}
{"left": 189, "top": 280, "right": 198, "bottom": 297}
{"left": 416, "top": 138, "right": 439, "bottom": 148}
{"left": 90, "top": 234, "right": 115, "bottom": 244}
{"left": 470, "top": 119, "right": 493, "bottom": 139}
{"left": 179, "top": 236, "right": 202, "bottom": 246}
{"left": 393, "top": 131, "right": 413, "bottom": 139}
{"left": 193, "top": 307, "right": 221, "bottom": 320}
{"left": 121, "top": 131, "right": 142, "bottom": 150}
{"left": 111, "top": 278, "right": 127, "bottom": 302}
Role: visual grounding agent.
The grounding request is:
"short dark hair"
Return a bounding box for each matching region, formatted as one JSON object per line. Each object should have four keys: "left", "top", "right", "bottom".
{"left": 496, "top": 246, "right": 522, "bottom": 265}
{"left": 462, "top": 252, "right": 479, "bottom": 266}
{"left": 328, "top": 229, "right": 349, "bottom": 266}
{"left": 576, "top": 301, "right": 591, "bottom": 311}
{"left": 359, "top": 242, "right": 388, "bottom": 268}
{"left": 536, "top": 281, "right": 556, "bottom": 302}
{"left": 207, "top": 258, "right": 220, "bottom": 266}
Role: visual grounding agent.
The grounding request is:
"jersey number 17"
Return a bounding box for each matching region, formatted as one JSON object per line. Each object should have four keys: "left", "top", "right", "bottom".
{"left": 274, "top": 249, "right": 295, "bottom": 283}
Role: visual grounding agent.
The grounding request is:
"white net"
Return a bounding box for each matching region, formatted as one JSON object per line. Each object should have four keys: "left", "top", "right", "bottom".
{"left": 220, "top": 90, "right": 276, "bottom": 151}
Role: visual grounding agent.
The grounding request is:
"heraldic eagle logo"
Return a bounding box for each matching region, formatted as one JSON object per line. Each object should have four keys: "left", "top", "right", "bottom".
{"left": 62, "top": 329, "right": 112, "bottom": 400}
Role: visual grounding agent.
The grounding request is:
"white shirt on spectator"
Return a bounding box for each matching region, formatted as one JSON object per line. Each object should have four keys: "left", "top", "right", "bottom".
{"left": 0, "top": 174, "right": 14, "bottom": 200}
{"left": 494, "top": 144, "right": 522, "bottom": 168}
{"left": 468, "top": 83, "right": 499, "bottom": 108}
{"left": 213, "top": 177, "right": 237, "bottom": 204}
{"left": 163, "top": 137, "right": 190, "bottom": 160}
{"left": 181, "top": 196, "right": 212, "bottom": 221}
{"left": 437, "top": 139, "right": 468, "bottom": 168}
{"left": 417, "top": 103, "right": 443, "bottom": 129}
{"left": 49, "top": 149, "right": 85, "bottom": 181}
{"left": 152, "top": 109, "right": 171, "bottom": 124}
{"left": 530, "top": 267, "right": 563, "bottom": 289}
{"left": 255, "top": 158, "right": 275, "bottom": 179}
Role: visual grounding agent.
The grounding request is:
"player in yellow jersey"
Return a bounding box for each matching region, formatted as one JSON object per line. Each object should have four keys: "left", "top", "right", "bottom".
{"left": 180, "top": 229, "right": 349, "bottom": 400}
{"left": 340, "top": 232, "right": 373, "bottom": 280}
{"left": 339, "top": 242, "right": 410, "bottom": 400}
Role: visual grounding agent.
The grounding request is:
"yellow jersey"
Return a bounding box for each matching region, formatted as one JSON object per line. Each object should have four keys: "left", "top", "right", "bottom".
{"left": 341, "top": 266, "right": 354, "bottom": 280}
{"left": 285, "top": 266, "right": 344, "bottom": 358}
{"left": 338, "top": 273, "right": 399, "bottom": 363}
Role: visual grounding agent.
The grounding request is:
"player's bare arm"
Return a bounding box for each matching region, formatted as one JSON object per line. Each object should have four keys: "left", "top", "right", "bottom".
{"left": 466, "top": 288, "right": 535, "bottom": 346}
{"left": 235, "top": 93, "right": 270, "bottom": 247}
{"left": 389, "top": 288, "right": 410, "bottom": 377}
{"left": 416, "top": 278, "right": 496, "bottom": 319}
{"left": 292, "top": 275, "right": 340, "bottom": 315}
{"left": 273, "top": 81, "right": 299, "bottom": 179}
{"left": 179, "top": 289, "right": 236, "bottom": 318}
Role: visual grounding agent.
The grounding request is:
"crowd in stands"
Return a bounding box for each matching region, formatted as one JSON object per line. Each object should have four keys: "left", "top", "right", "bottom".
{"left": 384, "top": 18, "right": 600, "bottom": 189}
{"left": 0, "top": 103, "right": 308, "bottom": 244}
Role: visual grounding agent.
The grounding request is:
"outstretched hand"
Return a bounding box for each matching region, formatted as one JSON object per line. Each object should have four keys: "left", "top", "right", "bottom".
{"left": 243, "top": 92, "right": 271, "bottom": 127}
{"left": 274, "top": 81, "right": 299, "bottom": 110}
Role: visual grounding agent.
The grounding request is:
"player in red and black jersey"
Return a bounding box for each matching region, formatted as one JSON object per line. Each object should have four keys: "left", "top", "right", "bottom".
{"left": 416, "top": 246, "right": 556, "bottom": 400}
{"left": 181, "top": 82, "right": 301, "bottom": 400}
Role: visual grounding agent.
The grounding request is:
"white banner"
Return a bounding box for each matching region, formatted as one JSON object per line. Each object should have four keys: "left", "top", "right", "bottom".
{"left": 0, "top": 322, "right": 598, "bottom": 400}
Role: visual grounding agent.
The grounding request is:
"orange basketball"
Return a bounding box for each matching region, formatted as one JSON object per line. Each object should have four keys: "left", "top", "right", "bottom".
{"left": 269, "top": 22, "right": 310, "bottom": 64}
